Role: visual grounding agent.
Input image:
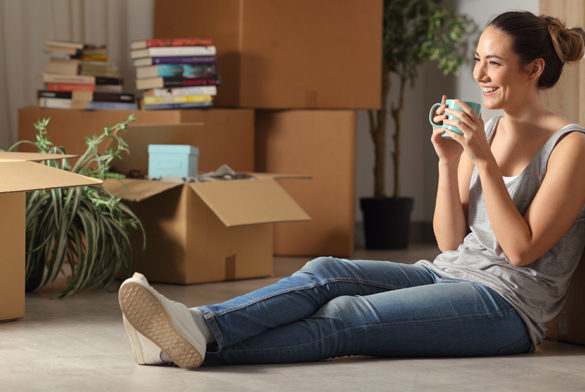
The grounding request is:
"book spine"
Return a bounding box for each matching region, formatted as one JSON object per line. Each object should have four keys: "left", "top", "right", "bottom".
{"left": 95, "top": 76, "right": 122, "bottom": 85}
{"left": 38, "top": 90, "right": 73, "bottom": 99}
{"left": 149, "top": 86, "right": 217, "bottom": 96}
{"left": 92, "top": 92, "right": 135, "bottom": 102}
{"left": 85, "top": 101, "right": 138, "bottom": 110}
{"left": 143, "top": 38, "right": 213, "bottom": 48}
{"left": 143, "top": 101, "right": 213, "bottom": 110}
{"left": 45, "top": 83, "right": 96, "bottom": 92}
{"left": 141, "top": 46, "right": 216, "bottom": 58}
{"left": 38, "top": 97, "right": 72, "bottom": 109}
{"left": 43, "top": 73, "right": 95, "bottom": 84}
{"left": 163, "top": 77, "right": 219, "bottom": 88}
{"left": 143, "top": 94, "right": 213, "bottom": 105}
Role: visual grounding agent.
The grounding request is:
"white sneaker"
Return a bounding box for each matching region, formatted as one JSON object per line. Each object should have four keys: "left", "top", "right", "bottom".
{"left": 122, "top": 314, "right": 168, "bottom": 365}
{"left": 118, "top": 273, "right": 206, "bottom": 369}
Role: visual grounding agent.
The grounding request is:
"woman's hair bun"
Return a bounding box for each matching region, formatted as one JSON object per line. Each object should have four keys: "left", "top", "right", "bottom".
{"left": 541, "top": 15, "right": 585, "bottom": 63}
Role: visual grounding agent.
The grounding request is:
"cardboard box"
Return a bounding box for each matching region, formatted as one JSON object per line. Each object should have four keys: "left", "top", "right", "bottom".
{"left": 0, "top": 152, "right": 102, "bottom": 320}
{"left": 18, "top": 107, "right": 255, "bottom": 173}
{"left": 255, "top": 110, "right": 356, "bottom": 257}
{"left": 153, "top": 0, "right": 382, "bottom": 109}
{"left": 104, "top": 175, "right": 310, "bottom": 284}
{"left": 546, "top": 253, "right": 585, "bottom": 345}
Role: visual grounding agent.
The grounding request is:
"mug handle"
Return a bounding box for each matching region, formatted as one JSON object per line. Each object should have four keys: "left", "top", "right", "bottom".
{"left": 428, "top": 102, "right": 445, "bottom": 127}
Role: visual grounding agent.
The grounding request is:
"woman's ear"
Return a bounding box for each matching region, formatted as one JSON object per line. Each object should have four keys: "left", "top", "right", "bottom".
{"left": 527, "top": 58, "right": 545, "bottom": 81}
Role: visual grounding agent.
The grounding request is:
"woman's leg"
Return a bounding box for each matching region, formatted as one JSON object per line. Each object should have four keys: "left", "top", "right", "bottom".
{"left": 203, "top": 280, "right": 532, "bottom": 365}
{"left": 197, "top": 257, "right": 437, "bottom": 350}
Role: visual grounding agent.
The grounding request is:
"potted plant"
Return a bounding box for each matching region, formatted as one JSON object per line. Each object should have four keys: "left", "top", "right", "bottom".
{"left": 360, "top": 0, "right": 473, "bottom": 249}
{"left": 9, "top": 115, "right": 145, "bottom": 297}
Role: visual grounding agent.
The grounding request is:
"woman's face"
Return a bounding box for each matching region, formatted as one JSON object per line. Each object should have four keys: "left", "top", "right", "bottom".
{"left": 473, "top": 26, "right": 534, "bottom": 111}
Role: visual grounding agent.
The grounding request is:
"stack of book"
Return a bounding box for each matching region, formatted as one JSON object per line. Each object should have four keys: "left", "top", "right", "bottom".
{"left": 131, "top": 38, "right": 219, "bottom": 110}
{"left": 38, "top": 40, "right": 137, "bottom": 110}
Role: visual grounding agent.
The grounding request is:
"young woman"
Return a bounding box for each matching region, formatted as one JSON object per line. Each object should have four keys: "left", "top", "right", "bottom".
{"left": 118, "top": 11, "right": 585, "bottom": 369}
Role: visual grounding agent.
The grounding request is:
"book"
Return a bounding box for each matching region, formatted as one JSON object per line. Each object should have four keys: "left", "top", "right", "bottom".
{"left": 45, "top": 82, "right": 96, "bottom": 92}
{"left": 143, "top": 94, "right": 213, "bottom": 105}
{"left": 38, "top": 89, "right": 134, "bottom": 102}
{"left": 38, "top": 97, "right": 73, "bottom": 109}
{"left": 45, "top": 40, "right": 85, "bottom": 50}
{"left": 143, "top": 85, "right": 217, "bottom": 97}
{"left": 43, "top": 73, "right": 95, "bottom": 85}
{"left": 136, "top": 76, "right": 219, "bottom": 90}
{"left": 95, "top": 76, "right": 123, "bottom": 85}
{"left": 142, "top": 101, "right": 213, "bottom": 110}
{"left": 44, "top": 59, "right": 81, "bottom": 75}
{"left": 80, "top": 62, "right": 120, "bottom": 78}
{"left": 131, "top": 46, "right": 216, "bottom": 59}
{"left": 85, "top": 101, "right": 138, "bottom": 110}
{"left": 131, "top": 38, "right": 213, "bottom": 50}
{"left": 136, "top": 64, "right": 217, "bottom": 79}
{"left": 133, "top": 55, "right": 216, "bottom": 67}
{"left": 94, "top": 84, "right": 123, "bottom": 93}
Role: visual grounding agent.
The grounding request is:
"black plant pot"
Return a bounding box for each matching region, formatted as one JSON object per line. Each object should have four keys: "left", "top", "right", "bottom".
{"left": 360, "top": 197, "right": 414, "bottom": 249}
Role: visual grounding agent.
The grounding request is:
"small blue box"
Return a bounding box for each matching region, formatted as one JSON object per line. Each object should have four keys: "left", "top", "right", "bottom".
{"left": 148, "top": 144, "right": 199, "bottom": 178}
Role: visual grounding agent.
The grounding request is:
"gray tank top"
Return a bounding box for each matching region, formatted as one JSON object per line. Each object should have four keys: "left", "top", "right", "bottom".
{"left": 417, "top": 116, "right": 585, "bottom": 346}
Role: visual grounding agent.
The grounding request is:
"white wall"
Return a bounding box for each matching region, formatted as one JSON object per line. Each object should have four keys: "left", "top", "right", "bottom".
{"left": 354, "top": 0, "right": 539, "bottom": 224}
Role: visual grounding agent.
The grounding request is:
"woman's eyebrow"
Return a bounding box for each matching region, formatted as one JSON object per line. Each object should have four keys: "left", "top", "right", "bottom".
{"left": 475, "top": 52, "right": 506, "bottom": 60}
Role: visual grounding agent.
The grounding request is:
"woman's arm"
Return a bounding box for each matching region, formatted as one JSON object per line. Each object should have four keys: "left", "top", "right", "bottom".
{"left": 430, "top": 96, "right": 473, "bottom": 251}
{"left": 476, "top": 131, "right": 585, "bottom": 265}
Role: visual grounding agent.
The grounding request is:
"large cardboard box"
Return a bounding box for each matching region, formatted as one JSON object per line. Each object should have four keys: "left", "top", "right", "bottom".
{"left": 18, "top": 107, "right": 255, "bottom": 173}
{"left": 104, "top": 175, "right": 309, "bottom": 284}
{"left": 0, "top": 152, "right": 101, "bottom": 320}
{"left": 255, "top": 110, "right": 356, "bottom": 257}
{"left": 546, "top": 254, "right": 585, "bottom": 345}
{"left": 154, "top": 0, "right": 382, "bottom": 109}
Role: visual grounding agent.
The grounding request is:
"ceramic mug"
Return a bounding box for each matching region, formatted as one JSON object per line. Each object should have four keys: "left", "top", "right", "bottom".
{"left": 429, "top": 99, "right": 481, "bottom": 137}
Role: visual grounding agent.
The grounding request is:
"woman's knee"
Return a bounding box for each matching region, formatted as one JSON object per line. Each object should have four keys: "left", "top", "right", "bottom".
{"left": 299, "top": 256, "right": 344, "bottom": 275}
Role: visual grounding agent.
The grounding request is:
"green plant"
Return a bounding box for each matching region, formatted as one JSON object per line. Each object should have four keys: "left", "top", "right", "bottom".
{"left": 369, "top": 0, "right": 475, "bottom": 198}
{"left": 9, "top": 114, "right": 145, "bottom": 297}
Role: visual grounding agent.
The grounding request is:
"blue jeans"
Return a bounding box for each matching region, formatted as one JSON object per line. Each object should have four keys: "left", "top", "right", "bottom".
{"left": 198, "top": 257, "right": 532, "bottom": 365}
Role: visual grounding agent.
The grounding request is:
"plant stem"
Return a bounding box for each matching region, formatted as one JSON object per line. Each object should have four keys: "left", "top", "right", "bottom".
{"left": 369, "top": 60, "right": 390, "bottom": 199}
{"left": 391, "top": 75, "right": 406, "bottom": 199}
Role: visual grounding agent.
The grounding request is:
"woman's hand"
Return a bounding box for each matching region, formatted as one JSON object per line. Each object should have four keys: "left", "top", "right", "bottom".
{"left": 442, "top": 99, "right": 490, "bottom": 165}
{"left": 430, "top": 95, "right": 464, "bottom": 165}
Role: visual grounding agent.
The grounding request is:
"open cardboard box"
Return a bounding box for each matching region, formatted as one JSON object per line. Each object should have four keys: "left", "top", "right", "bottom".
{"left": 104, "top": 173, "right": 310, "bottom": 284}
{"left": 0, "top": 152, "right": 102, "bottom": 321}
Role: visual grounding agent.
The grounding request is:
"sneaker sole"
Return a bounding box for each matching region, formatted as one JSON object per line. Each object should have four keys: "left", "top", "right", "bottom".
{"left": 119, "top": 282, "right": 203, "bottom": 369}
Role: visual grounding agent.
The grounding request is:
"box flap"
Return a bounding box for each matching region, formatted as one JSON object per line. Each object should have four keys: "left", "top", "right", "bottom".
{"left": 189, "top": 178, "right": 310, "bottom": 227}
{"left": 0, "top": 152, "right": 77, "bottom": 162}
{"left": 250, "top": 173, "right": 312, "bottom": 180}
{"left": 103, "top": 178, "right": 183, "bottom": 202}
{"left": 0, "top": 161, "right": 101, "bottom": 193}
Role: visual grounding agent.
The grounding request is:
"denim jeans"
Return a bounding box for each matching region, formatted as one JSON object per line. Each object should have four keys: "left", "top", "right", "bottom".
{"left": 198, "top": 257, "right": 532, "bottom": 365}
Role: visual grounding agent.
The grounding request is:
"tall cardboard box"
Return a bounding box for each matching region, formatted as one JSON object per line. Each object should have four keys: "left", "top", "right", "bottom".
{"left": 18, "top": 107, "right": 255, "bottom": 172}
{"left": 154, "top": 0, "right": 382, "bottom": 109}
{"left": 255, "top": 110, "right": 356, "bottom": 257}
{"left": 104, "top": 176, "right": 310, "bottom": 284}
{"left": 0, "top": 152, "right": 101, "bottom": 320}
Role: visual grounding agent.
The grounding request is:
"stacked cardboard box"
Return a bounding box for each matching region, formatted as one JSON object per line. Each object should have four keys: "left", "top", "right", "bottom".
{"left": 153, "top": 0, "right": 382, "bottom": 257}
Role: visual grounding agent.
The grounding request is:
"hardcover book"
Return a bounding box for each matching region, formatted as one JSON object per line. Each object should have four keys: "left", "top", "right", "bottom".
{"left": 43, "top": 73, "right": 95, "bottom": 85}
{"left": 143, "top": 94, "right": 213, "bottom": 105}
{"left": 45, "top": 82, "right": 96, "bottom": 92}
{"left": 142, "top": 101, "right": 213, "bottom": 110}
{"left": 131, "top": 46, "right": 216, "bottom": 59}
{"left": 136, "top": 76, "right": 219, "bottom": 90}
{"left": 133, "top": 55, "right": 217, "bottom": 67}
{"left": 131, "top": 38, "right": 213, "bottom": 50}
{"left": 143, "top": 86, "right": 217, "bottom": 97}
{"left": 136, "top": 64, "right": 217, "bottom": 79}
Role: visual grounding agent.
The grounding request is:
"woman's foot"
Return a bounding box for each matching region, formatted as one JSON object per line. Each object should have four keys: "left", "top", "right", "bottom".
{"left": 118, "top": 273, "right": 206, "bottom": 369}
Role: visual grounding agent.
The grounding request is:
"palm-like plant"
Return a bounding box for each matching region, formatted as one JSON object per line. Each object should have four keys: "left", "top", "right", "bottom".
{"left": 9, "top": 115, "right": 144, "bottom": 297}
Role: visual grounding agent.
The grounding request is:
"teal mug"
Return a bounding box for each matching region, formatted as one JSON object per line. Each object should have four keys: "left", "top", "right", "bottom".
{"left": 429, "top": 99, "right": 481, "bottom": 137}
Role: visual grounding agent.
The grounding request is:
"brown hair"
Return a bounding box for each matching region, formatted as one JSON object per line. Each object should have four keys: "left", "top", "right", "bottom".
{"left": 488, "top": 11, "right": 585, "bottom": 88}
